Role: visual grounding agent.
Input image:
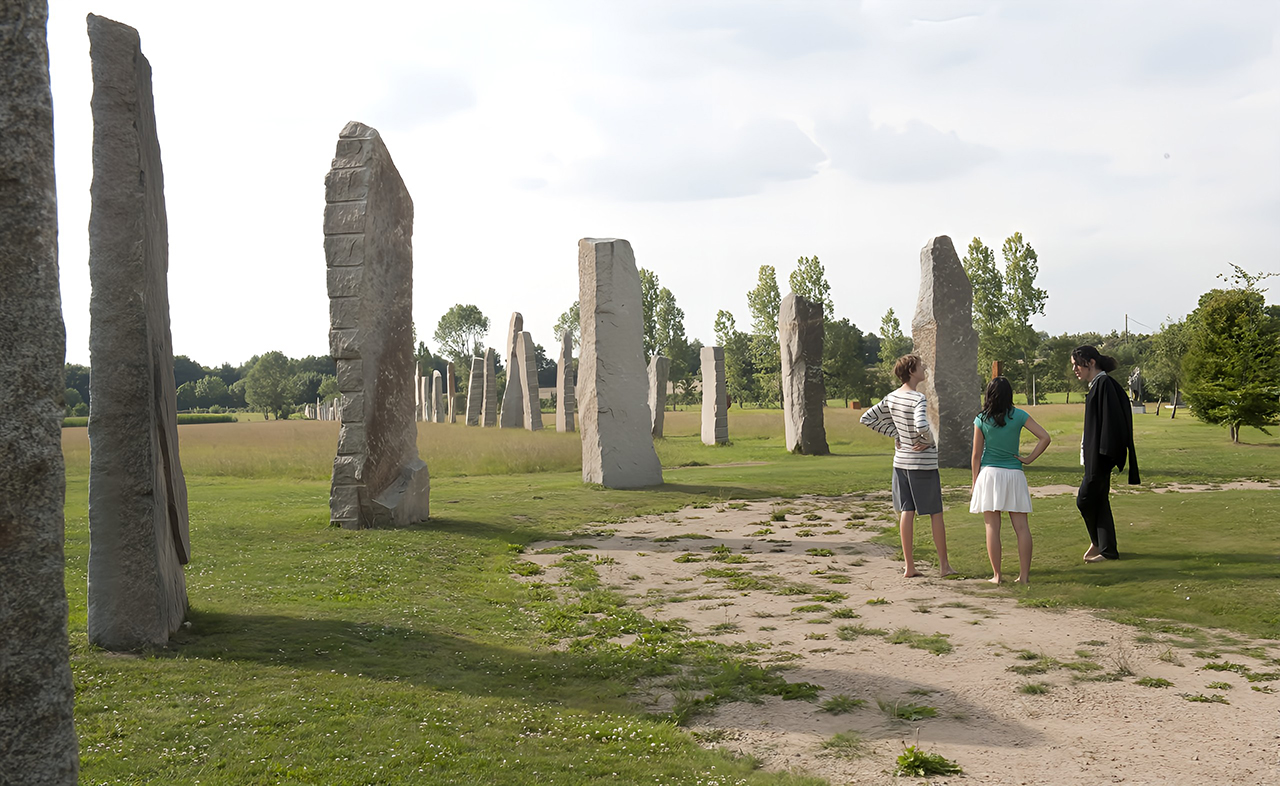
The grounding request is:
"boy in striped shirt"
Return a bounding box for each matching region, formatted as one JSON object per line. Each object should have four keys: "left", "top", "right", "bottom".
{"left": 860, "top": 354, "right": 955, "bottom": 578}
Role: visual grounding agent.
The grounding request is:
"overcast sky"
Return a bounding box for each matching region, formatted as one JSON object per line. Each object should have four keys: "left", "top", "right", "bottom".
{"left": 47, "top": 1, "right": 1279, "bottom": 367}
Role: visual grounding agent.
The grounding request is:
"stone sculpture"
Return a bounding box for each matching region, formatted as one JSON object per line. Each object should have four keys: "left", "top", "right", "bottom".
{"left": 465, "top": 356, "right": 483, "bottom": 426}
{"left": 499, "top": 312, "right": 524, "bottom": 428}
{"left": 911, "top": 235, "right": 981, "bottom": 469}
{"left": 517, "top": 331, "right": 544, "bottom": 431}
{"left": 86, "top": 13, "right": 190, "bottom": 650}
{"left": 578, "top": 238, "right": 663, "bottom": 487}
{"left": 779, "top": 293, "right": 829, "bottom": 455}
{"left": 556, "top": 330, "right": 576, "bottom": 433}
{"left": 701, "top": 346, "right": 729, "bottom": 445}
{"left": 432, "top": 370, "right": 445, "bottom": 423}
{"left": 647, "top": 355, "right": 670, "bottom": 439}
{"left": 481, "top": 348, "right": 498, "bottom": 427}
{"left": 324, "top": 121, "right": 429, "bottom": 528}
{"left": 0, "top": 2, "right": 80, "bottom": 778}
{"left": 446, "top": 362, "right": 457, "bottom": 423}
{"left": 414, "top": 362, "right": 424, "bottom": 421}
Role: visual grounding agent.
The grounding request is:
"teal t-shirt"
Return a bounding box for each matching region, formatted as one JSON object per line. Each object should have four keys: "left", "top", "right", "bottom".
{"left": 974, "top": 407, "right": 1030, "bottom": 470}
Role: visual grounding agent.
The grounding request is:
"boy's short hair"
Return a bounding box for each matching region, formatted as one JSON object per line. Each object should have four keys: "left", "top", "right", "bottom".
{"left": 893, "top": 354, "right": 922, "bottom": 384}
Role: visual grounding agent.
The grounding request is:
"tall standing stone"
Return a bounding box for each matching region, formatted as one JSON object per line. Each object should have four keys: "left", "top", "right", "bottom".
{"left": 517, "top": 331, "right": 544, "bottom": 431}
{"left": 779, "top": 293, "right": 829, "bottom": 455}
{"left": 0, "top": 1, "right": 79, "bottom": 779}
{"left": 324, "top": 121, "right": 429, "bottom": 528}
{"left": 414, "top": 362, "right": 423, "bottom": 421}
{"left": 556, "top": 330, "right": 576, "bottom": 433}
{"left": 481, "top": 348, "right": 498, "bottom": 427}
{"left": 701, "top": 346, "right": 729, "bottom": 445}
{"left": 648, "top": 356, "right": 670, "bottom": 439}
{"left": 432, "top": 370, "right": 445, "bottom": 423}
{"left": 465, "top": 356, "right": 483, "bottom": 426}
{"left": 578, "top": 238, "right": 663, "bottom": 488}
{"left": 86, "top": 13, "right": 190, "bottom": 650}
{"left": 499, "top": 312, "right": 524, "bottom": 428}
{"left": 446, "top": 362, "right": 457, "bottom": 423}
{"left": 911, "top": 235, "right": 981, "bottom": 468}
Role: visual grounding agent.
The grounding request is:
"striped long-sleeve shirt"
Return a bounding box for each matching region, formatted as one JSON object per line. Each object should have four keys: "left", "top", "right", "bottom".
{"left": 859, "top": 388, "right": 938, "bottom": 470}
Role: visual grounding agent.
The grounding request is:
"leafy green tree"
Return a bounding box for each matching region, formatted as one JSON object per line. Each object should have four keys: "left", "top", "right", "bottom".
{"left": 553, "top": 301, "right": 580, "bottom": 349}
{"left": 714, "top": 310, "right": 756, "bottom": 406}
{"left": 788, "top": 255, "right": 834, "bottom": 318}
{"left": 653, "top": 287, "right": 694, "bottom": 399}
{"left": 1183, "top": 269, "right": 1280, "bottom": 442}
{"left": 63, "top": 388, "right": 83, "bottom": 417}
{"left": 824, "top": 318, "right": 870, "bottom": 406}
{"left": 65, "top": 363, "right": 91, "bottom": 409}
{"left": 317, "top": 375, "right": 340, "bottom": 403}
{"left": 194, "top": 375, "right": 228, "bottom": 408}
{"left": 287, "top": 371, "right": 324, "bottom": 406}
{"left": 173, "top": 355, "right": 207, "bottom": 389}
{"left": 746, "top": 266, "right": 782, "bottom": 405}
{"left": 176, "top": 381, "right": 198, "bottom": 411}
{"left": 228, "top": 378, "right": 248, "bottom": 409}
{"left": 244, "top": 351, "right": 291, "bottom": 419}
{"left": 1147, "top": 320, "right": 1189, "bottom": 413}
{"left": 877, "top": 308, "right": 912, "bottom": 392}
{"left": 433, "top": 304, "right": 490, "bottom": 368}
{"left": 639, "top": 269, "right": 661, "bottom": 357}
{"left": 963, "top": 233, "right": 1048, "bottom": 401}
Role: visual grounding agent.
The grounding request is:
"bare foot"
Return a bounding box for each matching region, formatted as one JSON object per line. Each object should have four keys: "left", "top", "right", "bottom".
{"left": 1084, "top": 554, "right": 1111, "bottom": 563}
{"left": 1014, "top": 579, "right": 1030, "bottom": 585}
{"left": 941, "top": 569, "right": 959, "bottom": 578}
{"left": 987, "top": 576, "right": 1002, "bottom": 584}
{"left": 903, "top": 569, "right": 922, "bottom": 578}
{"left": 1083, "top": 546, "right": 1100, "bottom": 561}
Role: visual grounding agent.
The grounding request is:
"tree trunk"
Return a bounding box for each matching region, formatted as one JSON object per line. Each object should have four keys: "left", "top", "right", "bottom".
{"left": 1170, "top": 385, "right": 1179, "bottom": 419}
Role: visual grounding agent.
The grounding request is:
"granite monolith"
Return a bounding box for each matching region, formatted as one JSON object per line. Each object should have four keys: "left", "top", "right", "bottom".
{"left": 911, "top": 235, "right": 981, "bottom": 468}
{"left": 556, "top": 331, "right": 576, "bottom": 433}
{"left": 648, "top": 355, "right": 670, "bottom": 439}
{"left": 325, "top": 121, "right": 429, "bottom": 528}
{"left": 446, "top": 362, "right": 457, "bottom": 423}
{"left": 499, "top": 313, "right": 524, "bottom": 428}
{"left": 432, "top": 370, "right": 445, "bottom": 423}
{"left": 465, "top": 356, "right": 483, "bottom": 426}
{"left": 87, "top": 13, "right": 190, "bottom": 651}
{"left": 701, "top": 346, "right": 728, "bottom": 445}
{"left": 481, "top": 348, "right": 498, "bottom": 427}
{"left": 516, "top": 331, "right": 543, "bottom": 431}
{"left": 0, "top": 2, "right": 80, "bottom": 779}
{"left": 578, "top": 239, "right": 663, "bottom": 487}
{"left": 779, "top": 293, "right": 829, "bottom": 455}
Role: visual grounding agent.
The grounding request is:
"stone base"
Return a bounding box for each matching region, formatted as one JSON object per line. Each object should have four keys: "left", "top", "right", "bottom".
{"left": 353, "top": 459, "right": 430, "bottom": 529}
{"left": 1131, "top": 404, "right": 1146, "bottom": 414}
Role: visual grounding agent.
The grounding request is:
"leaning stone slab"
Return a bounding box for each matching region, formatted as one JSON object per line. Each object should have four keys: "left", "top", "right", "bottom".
{"left": 578, "top": 238, "right": 663, "bottom": 488}
{"left": 556, "top": 330, "right": 576, "bottom": 433}
{"left": 499, "top": 312, "right": 524, "bottom": 428}
{"left": 325, "top": 121, "right": 429, "bottom": 528}
{"left": 701, "top": 346, "right": 729, "bottom": 445}
{"left": 481, "top": 348, "right": 498, "bottom": 427}
{"left": 432, "top": 370, "right": 445, "bottom": 423}
{"left": 779, "top": 293, "right": 829, "bottom": 455}
{"left": 446, "top": 362, "right": 457, "bottom": 423}
{"left": 911, "top": 235, "right": 981, "bottom": 468}
{"left": 517, "top": 331, "right": 544, "bottom": 431}
{"left": 0, "top": 2, "right": 80, "bottom": 778}
{"left": 86, "top": 13, "right": 190, "bottom": 651}
{"left": 648, "top": 355, "right": 670, "bottom": 439}
{"left": 465, "top": 356, "right": 483, "bottom": 426}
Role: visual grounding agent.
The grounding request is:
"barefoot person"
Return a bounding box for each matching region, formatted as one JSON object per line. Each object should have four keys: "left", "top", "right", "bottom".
{"left": 1072, "top": 345, "right": 1140, "bottom": 562}
{"left": 970, "top": 377, "right": 1051, "bottom": 584}
{"left": 860, "top": 354, "right": 955, "bottom": 578}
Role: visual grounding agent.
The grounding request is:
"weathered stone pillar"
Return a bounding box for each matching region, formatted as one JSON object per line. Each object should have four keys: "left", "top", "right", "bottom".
{"left": 465, "top": 356, "right": 483, "bottom": 426}
{"left": 911, "top": 235, "right": 981, "bottom": 468}
{"left": 0, "top": 1, "right": 80, "bottom": 778}
{"left": 517, "top": 331, "right": 544, "bottom": 431}
{"left": 701, "top": 346, "right": 728, "bottom": 445}
{"left": 648, "top": 355, "right": 670, "bottom": 439}
{"left": 446, "top": 362, "right": 457, "bottom": 423}
{"left": 556, "top": 331, "right": 576, "bottom": 433}
{"left": 324, "top": 121, "right": 429, "bottom": 528}
{"left": 87, "top": 13, "right": 190, "bottom": 650}
{"left": 499, "top": 312, "right": 524, "bottom": 428}
{"left": 432, "top": 370, "right": 445, "bottom": 423}
{"left": 481, "top": 348, "right": 498, "bottom": 427}
{"left": 779, "top": 293, "right": 829, "bottom": 455}
{"left": 414, "top": 362, "right": 423, "bottom": 421}
{"left": 578, "top": 239, "right": 663, "bottom": 487}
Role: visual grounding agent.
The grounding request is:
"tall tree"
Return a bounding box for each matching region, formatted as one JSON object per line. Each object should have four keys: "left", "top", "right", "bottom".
{"left": 639, "top": 268, "right": 661, "bottom": 358}
{"left": 194, "top": 375, "right": 228, "bottom": 408}
{"left": 173, "top": 355, "right": 206, "bottom": 389}
{"left": 877, "top": 308, "right": 912, "bottom": 392}
{"left": 714, "top": 310, "right": 756, "bottom": 406}
{"left": 244, "top": 351, "right": 291, "bottom": 420}
{"left": 824, "top": 318, "right": 869, "bottom": 406}
{"left": 746, "top": 265, "right": 782, "bottom": 405}
{"left": 553, "top": 301, "right": 580, "bottom": 349}
{"left": 963, "top": 233, "right": 1048, "bottom": 401}
{"left": 653, "top": 287, "right": 693, "bottom": 396}
{"left": 788, "top": 255, "right": 834, "bottom": 318}
{"left": 433, "top": 304, "right": 490, "bottom": 367}
{"left": 1147, "top": 319, "right": 1190, "bottom": 415}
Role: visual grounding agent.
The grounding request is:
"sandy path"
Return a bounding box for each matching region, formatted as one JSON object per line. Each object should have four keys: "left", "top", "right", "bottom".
{"left": 521, "top": 495, "right": 1280, "bottom": 786}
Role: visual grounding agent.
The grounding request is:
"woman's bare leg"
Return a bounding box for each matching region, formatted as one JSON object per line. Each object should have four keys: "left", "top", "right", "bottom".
{"left": 1010, "top": 512, "right": 1033, "bottom": 584}
{"left": 983, "top": 511, "right": 1002, "bottom": 583}
{"left": 929, "top": 512, "right": 956, "bottom": 576}
{"left": 900, "top": 510, "right": 919, "bottom": 577}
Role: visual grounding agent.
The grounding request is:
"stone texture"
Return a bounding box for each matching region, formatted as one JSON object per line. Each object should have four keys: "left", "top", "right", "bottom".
{"left": 911, "top": 235, "right": 981, "bottom": 468}
{"left": 648, "top": 355, "right": 670, "bottom": 439}
{"left": 0, "top": 2, "right": 80, "bottom": 778}
{"left": 701, "top": 346, "right": 729, "bottom": 445}
{"left": 499, "top": 312, "right": 524, "bottom": 428}
{"left": 779, "top": 293, "right": 829, "bottom": 455}
{"left": 432, "top": 370, "right": 444, "bottom": 423}
{"left": 446, "top": 362, "right": 457, "bottom": 423}
{"left": 556, "top": 331, "right": 576, "bottom": 433}
{"left": 324, "top": 121, "right": 429, "bottom": 528}
{"left": 578, "top": 238, "right": 663, "bottom": 488}
{"left": 465, "top": 356, "right": 483, "bottom": 426}
{"left": 86, "top": 13, "right": 190, "bottom": 651}
{"left": 516, "top": 331, "right": 544, "bottom": 431}
{"left": 481, "top": 348, "right": 498, "bottom": 427}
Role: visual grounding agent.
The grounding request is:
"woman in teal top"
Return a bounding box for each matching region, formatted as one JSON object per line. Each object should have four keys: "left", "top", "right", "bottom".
{"left": 969, "top": 377, "right": 1052, "bottom": 584}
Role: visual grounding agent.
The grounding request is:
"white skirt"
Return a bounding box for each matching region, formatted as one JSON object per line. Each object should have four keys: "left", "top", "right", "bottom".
{"left": 970, "top": 466, "right": 1032, "bottom": 513}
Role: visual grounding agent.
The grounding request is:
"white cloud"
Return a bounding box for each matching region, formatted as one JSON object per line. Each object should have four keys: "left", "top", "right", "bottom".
{"left": 817, "top": 112, "right": 997, "bottom": 182}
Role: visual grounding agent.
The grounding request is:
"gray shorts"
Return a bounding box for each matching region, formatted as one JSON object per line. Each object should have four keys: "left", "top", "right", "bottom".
{"left": 892, "top": 468, "right": 943, "bottom": 516}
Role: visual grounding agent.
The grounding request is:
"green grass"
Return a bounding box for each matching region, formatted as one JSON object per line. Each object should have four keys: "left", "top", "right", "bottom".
{"left": 1136, "top": 677, "right": 1174, "bottom": 688}
{"left": 818, "top": 694, "right": 866, "bottom": 714}
{"left": 1019, "top": 682, "right": 1052, "bottom": 694}
{"left": 876, "top": 699, "right": 938, "bottom": 721}
{"left": 895, "top": 745, "right": 962, "bottom": 777}
{"left": 819, "top": 731, "right": 868, "bottom": 758}
{"left": 885, "top": 628, "right": 953, "bottom": 655}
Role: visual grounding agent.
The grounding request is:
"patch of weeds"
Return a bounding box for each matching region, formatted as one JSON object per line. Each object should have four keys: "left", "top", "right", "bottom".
{"left": 836, "top": 624, "right": 887, "bottom": 640}
{"left": 913, "top": 605, "right": 932, "bottom": 614}
{"left": 1202, "top": 661, "right": 1250, "bottom": 675}
{"left": 708, "top": 622, "right": 741, "bottom": 635}
{"left": 1252, "top": 685, "right": 1275, "bottom": 693}
{"left": 819, "top": 731, "right": 868, "bottom": 758}
{"left": 843, "top": 522, "right": 864, "bottom": 530}
{"left": 810, "top": 591, "right": 848, "bottom": 603}
{"left": 895, "top": 745, "right": 962, "bottom": 777}
{"left": 1205, "top": 681, "right": 1233, "bottom": 690}
{"left": 1158, "top": 648, "right": 1182, "bottom": 665}
{"left": 1192, "top": 650, "right": 1222, "bottom": 659}
{"left": 1018, "top": 597, "right": 1065, "bottom": 609}
{"left": 627, "top": 574, "right": 644, "bottom": 581}
{"left": 748, "top": 528, "right": 774, "bottom": 536}
{"left": 653, "top": 533, "right": 714, "bottom": 543}
{"left": 795, "top": 529, "right": 816, "bottom": 538}
{"left": 847, "top": 558, "right": 867, "bottom": 567}
{"left": 826, "top": 575, "right": 852, "bottom": 584}
{"left": 1019, "top": 682, "right": 1052, "bottom": 695}
{"left": 1015, "top": 650, "right": 1042, "bottom": 661}
{"left": 511, "top": 560, "right": 544, "bottom": 576}
{"left": 1234, "top": 646, "right": 1268, "bottom": 659}
{"left": 673, "top": 553, "right": 703, "bottom": 563}
{"left": 770, "top": 511, "right": 789, "bottom": 522}
{"left": 1080, "top": 639, "right": 1108, "bottom": 647}
{"left": 1061, "top": 659, "right": 1103, "bottom": 673}
{"left": 535, "top": 544, "right": 596, "bottom": 554}
{"left": 792, "top": 604, "right": 827, "bottom": 613}
{"left": 805, "top": 632, "right": 828, "bottom": 640}
{"left": 1134, "top": 634, "right": 1160, "bottom": 644}
{"left": 801, "top": 513, "right": 821, "bottom": 521}
{"left": 713, "top": 553, "right": 751, "bottom": 564}
{"left": 819, "top": 694, "right": 867, "bottom": 715}
{"left": 1180, "top": 693, "right": 1229, "bottom": 704}
{"left": 1246, "top": 671, "right": 1280, "bottom": 683}
{"left": 774, "top": 583, "right": 815, "bottom": 597}
{"left": 906, "top": 687, "right": 935, "bottom": 696}
{"left": 691, "top": 728, "right": 728, "bottom": 744}
{"left": 667, "top": 655, "right": 824, "bottom": 724}
{"left": 726, "top": 502, "right": 748, "bottom": 510}
{"left": 1008, "top": 659, "right": 1059, "bottom": 676}
{"left": 829, "top": 608, "right": 860, "bottom": 619}
{"left": 758, "top": 626, "right": 777, "bottom": 632}
{"left": 866, "top": 597, "right": 891, "bottom": 606}
{"left": 1075, "top": 649, "right": 1095, "bottom": 658}
{"left": 1136, "top": 677, "right": 1173, "bottom": 688}
{"left": 886, "top": 628, "right": 953, "bottom": 655}
{"left": 877, "top": 698, "right": 938, "bottom": 721}
{"left": 805, "top": 548, "right": 835, "bottom": 557}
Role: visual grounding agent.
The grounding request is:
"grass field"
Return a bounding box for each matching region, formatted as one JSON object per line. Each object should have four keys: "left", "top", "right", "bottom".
{"left": 59, "top": 404, "right": 1278, "bottom": 784}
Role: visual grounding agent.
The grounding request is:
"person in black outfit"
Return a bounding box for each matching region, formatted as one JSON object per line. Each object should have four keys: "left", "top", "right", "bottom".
{"left": 1072, "top": 346, "right": 1140, "bottom": 562}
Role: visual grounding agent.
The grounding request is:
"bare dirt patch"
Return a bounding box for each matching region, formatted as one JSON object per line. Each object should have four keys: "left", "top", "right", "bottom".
{"left": 523, "top": 495, "right": 1280, "bottom": 786}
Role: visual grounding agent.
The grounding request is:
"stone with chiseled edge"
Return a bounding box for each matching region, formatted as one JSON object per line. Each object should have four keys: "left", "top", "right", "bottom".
{"left": 432, "top": 370, "right": 445, "bottom": 423}
{"left": 578, "top": 239, "right": 663, "bottom": 488}
{"left": 465, "top": 356, "right": 484, "bottom": 426}
{"left": 780, "top": 293, "right": 829, "bottom": 455}
{"left": 556, "top": 330, "right": 576, "bottom": 433}
{"left": 701, "top": 346, "right": 729, "bottom": 445}
{"left": 481, "top": 347, "right": 499, "bottom": 427}
{"left": 648, "top": 355, "right": 670, "bottom": 439}
{"left": 517, "top": 331, "right": 544, "bottom": 431}
{"left": 499, "top": 312, "right": 524, "bottom": 428}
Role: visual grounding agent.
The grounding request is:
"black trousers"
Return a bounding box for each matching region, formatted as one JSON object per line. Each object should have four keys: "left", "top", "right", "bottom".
{"left": 1077, "top": 463, "right": 1118, "bottom": 559}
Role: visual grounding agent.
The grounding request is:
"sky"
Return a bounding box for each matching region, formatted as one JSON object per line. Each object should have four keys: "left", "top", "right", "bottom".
{"left": 46, "top": 1, "right": 1280, "bottom": 367}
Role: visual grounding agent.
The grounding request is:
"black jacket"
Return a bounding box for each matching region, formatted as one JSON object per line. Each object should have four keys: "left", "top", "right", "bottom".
{"left": 1083, "top": 373, "right": 1140, "bottom": 484}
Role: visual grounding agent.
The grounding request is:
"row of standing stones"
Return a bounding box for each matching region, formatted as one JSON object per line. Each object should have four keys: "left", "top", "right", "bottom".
{"left": 1, "top": 6, "right": 976, "bottom": 781}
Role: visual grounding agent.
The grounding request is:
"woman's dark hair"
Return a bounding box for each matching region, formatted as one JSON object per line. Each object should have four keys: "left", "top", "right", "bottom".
{"left": 1071, "top": 345, "right": 1118, "bottom": 373}
{"left": 980, "top": 377, "right": 1014, "bottom": 427}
